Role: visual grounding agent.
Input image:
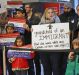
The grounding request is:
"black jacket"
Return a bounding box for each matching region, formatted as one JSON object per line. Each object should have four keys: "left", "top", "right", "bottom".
{"left": 25, "top": 12, "right": 41, "bottom": 44}
{"left": 73, "top": 14, "right": 79, "bottom": 39}
{"left": 59, "top": 8, "right": 76, "bottom": 31}
{"left": 59, "top": 8, "right": 77, "bottom": 48}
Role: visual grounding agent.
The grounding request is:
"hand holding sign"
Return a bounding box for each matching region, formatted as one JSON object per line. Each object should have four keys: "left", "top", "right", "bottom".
{"left": 23, "top": 23, "right": 30, "bottom": 31}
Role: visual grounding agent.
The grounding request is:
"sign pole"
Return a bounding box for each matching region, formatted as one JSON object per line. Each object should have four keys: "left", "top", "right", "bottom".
{"left": 3, "top": 46, "right": 6, "bottom": 75}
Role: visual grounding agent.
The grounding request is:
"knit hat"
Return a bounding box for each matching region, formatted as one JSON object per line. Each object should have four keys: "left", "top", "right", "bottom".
{"left": 64, "top": 2, "right": 72, "bottom": 8}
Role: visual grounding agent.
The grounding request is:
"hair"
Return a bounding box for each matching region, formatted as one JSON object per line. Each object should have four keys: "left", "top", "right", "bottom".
{"left": 76, "top": 4, "right": 79, "bottom": 9}
{"left": 42, "top": 8, "right": 55, "bottom": 19}
{"left": 6, "top": 23, "right": 14, "bottom": 32}
{"left": 24, "top": 3, "right": 32, "bottom": 8}
{"left": 39, "top": 7, "right": 56, "bottom": 24}
{"left": 16, "top": 8, "right": 24, "bottom": 14}
{"left": 14, "top": 35, "right": 25, "bottom": 46}
{"left": 72, "top": 38, "right": 79, "bottom": 46}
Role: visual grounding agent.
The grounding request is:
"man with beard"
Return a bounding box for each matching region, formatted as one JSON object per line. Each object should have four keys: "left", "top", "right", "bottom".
{"left": 59, "top": 2, "right": 76, "bottom": 75}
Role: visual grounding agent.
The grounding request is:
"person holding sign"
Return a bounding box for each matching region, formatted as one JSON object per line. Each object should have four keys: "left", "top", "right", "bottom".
{"left": 39, "top": 7, "right": 62, "bottom": 75}
{"left": 12, "top": 8, "right": 30, "bottom": 44}
{"left": 9, "top": 36, "right": 29, "bottom": 75}
{"left": 5, "top": 23, "right": 17, "bottom": 75}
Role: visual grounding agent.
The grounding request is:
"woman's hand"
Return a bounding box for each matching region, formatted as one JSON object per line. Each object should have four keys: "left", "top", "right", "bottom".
{"left": 66, "top": 31, "right": 71, "bottom": 36}
{"left": 23, "top": 23, "right": 30, "bottom": 31}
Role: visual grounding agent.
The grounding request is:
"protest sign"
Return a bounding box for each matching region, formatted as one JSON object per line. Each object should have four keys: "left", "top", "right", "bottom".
{"left": 32, "top": 23, "right": 70, "bottom": 50}
{"left": 7, "top": 44, "right": 35, "bottom": 59}
{"left": 0, "top": 33, "right": 20, "bottom": 46}
{"left": 8, "top": 18, "right": 26, "bottom": 34}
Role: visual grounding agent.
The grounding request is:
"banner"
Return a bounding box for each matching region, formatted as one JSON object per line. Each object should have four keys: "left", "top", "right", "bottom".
{"left": 32, "top": 23, "right": 70, "bottom": 50}
{"left": 43, "top": 3, "right": 60, "bottom": 15}
{"left": 8, "top": 18, "right": 26, "bottom": 34}
{"left": 0, "top": 33, "right": 20, "bottom": 46}
{"left": 7, "top": 44, "right": 35, "bottom": 59}
{"left": 7, "top": 1, "right": 23, "bottom": 8}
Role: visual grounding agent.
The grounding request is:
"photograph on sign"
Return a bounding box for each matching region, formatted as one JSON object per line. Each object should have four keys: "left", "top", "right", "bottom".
{"left": 32, "top": 23, "right": 70, "bottom": 50}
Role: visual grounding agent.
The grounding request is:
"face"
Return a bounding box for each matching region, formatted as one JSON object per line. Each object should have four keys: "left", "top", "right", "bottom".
{"left": 76, "top": 6, "right": 79, "bottom": 16}
{"left": 46, "top": 9, "right": 54, "bottom": 20}
{"left": 25, "top": 5, "right": 32, "bottom": 13}
{"left": 73, "top": 43, "right": 79, "bottom": 49}
{"left": 16, "top": 39, "right": 23, "bottom": 47}
{"left": 64, "top": 6, "right": 70, "bottom": 13}
{"left": 6, "top": 27, "right": 14, "bottom": 34}
{"left": 16, "top": 11, "right": 24, "bottom": 18}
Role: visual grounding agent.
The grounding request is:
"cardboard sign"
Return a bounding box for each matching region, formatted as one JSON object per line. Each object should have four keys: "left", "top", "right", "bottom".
{"left": 32, "top": 23, "right": 70, "bottom": 50}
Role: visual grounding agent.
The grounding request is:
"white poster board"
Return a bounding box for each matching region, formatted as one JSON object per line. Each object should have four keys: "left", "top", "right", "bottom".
{"left": 32, "top": 23, "right": 70, "bottom": 50}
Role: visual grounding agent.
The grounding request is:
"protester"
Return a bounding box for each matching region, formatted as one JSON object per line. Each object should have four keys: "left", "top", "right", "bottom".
{"left": 9, "top": 36, "right": 29, "bottom": 75}
{"left": 59, "top": 2, "right": 77, "bottom": 75}
{"left": 39, "top": 7, "right": 62, "bottom": 75}
{"left": 69, "top": 5, "right": 79, "bottom": 59}
{"left": 5, "top": 23, "right": 16, "bottom": 75}
{"left": 68, "top": 38, "right": 79, "bottom": 60}
{"left": 14, "top": 8, "right": 30, "bottom": 32}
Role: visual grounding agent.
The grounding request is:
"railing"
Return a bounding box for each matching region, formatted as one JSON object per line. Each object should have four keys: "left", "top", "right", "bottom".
{"left": 2, "top": 46, "right": 79, "bottom": 75}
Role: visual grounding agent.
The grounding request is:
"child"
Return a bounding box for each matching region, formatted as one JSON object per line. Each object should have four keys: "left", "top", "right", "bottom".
{"left": 12, "top": 8, "right": 30, "bottom": 44}
{"left": 15, "top": 8, "right": 30, "bottom": 31}
{"left": 9, "top": 36, "right": 29, "bottom": 75}
{"left": 5, "top": 23, "right": 16, "bottom": 75}
{"left": 68, "top": 38, "right": 79, "bottom": 60}
{"left": 6, "top": 23, "right": 15, "bottom": 34}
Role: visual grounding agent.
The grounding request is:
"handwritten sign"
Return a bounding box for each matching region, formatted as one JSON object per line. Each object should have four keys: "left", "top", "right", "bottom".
{"left": 32, "top": 23, "right": 70, "bottom": 50}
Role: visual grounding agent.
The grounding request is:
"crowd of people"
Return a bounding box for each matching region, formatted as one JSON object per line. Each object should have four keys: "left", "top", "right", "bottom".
{"left": 0, "top": 2, "right": 79, "bottom": 75}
